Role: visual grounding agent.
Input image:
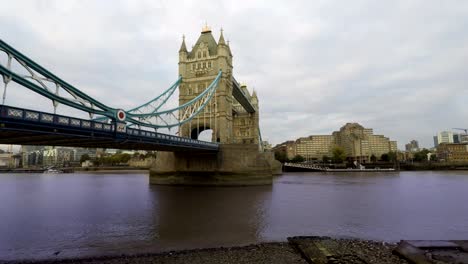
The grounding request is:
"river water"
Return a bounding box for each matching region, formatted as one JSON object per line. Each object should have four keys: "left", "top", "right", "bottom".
{"left": 1, "top": 171, "right": 468, "bottom": 260}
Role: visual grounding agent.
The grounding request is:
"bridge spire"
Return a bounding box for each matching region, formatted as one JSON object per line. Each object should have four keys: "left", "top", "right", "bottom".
{"left": 179, "top": 34, "right": 188, "bottom": 53}
{"left": 201, "top": 22, "right": 211, "bottom": 33}
{"left": 218, "top": 28, "right": 226, "bottom": 45}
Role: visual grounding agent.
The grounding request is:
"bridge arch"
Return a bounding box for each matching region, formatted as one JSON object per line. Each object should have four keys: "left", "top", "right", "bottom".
{"left": 190, "top": 126, "right": 220, "bottom": 142}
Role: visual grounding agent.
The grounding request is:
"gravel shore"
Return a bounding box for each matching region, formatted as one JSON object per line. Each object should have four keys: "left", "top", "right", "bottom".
{"left": 3, "top": 238, "right": 411, "bottom": 264}
{"left": 4, "top": 243, "right": 306, "bottom": 264}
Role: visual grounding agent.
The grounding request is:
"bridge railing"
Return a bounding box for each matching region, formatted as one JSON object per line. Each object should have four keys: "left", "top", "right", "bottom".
{"left": 0, "top": 105, "right": 219, "bottom": 149}
{"left": 0, "top": 105, "right": 114, "bottom": 132}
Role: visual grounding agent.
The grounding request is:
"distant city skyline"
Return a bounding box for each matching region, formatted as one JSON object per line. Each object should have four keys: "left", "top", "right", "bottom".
{"left": 1, "top": 1, "right": 467, "bottom": 148}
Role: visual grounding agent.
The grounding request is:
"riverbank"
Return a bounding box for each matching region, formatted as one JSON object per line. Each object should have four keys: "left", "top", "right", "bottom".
{"left": 0, "top": 167, "right": 148, "bottom": 174}
{"left": 4, "top": 237, "right": 411, "bottom": 264}
{"left": 284, "top": 161, "right": 468, "bottom": 172}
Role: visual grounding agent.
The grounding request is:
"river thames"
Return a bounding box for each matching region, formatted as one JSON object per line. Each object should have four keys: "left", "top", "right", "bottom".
{"left": 1, "top": 171, "right": 468, "bottom": 260}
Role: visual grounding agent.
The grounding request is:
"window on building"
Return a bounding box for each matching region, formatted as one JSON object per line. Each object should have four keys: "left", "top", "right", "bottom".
{"left": 208, "top": 61, "right": 211, "bottom": 68}
{"left": 198, "top": 52, "right": 201, "bottom": 59}
{"left": 203, "top": 51, "right": 207, "bottom": 57}
{"left": 203, "top": 62, "right": 206, "bottom": 68}
{"left": 197, "top": 63, "right": 201, "bottom": 69}
{"left": 192, "top": 64, "right": 195, "bottom": 70}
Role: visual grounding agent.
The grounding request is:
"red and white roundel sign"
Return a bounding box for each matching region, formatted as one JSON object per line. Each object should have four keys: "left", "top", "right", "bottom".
{"left": 117, "top": 109, "right": 126, "bottom": 121}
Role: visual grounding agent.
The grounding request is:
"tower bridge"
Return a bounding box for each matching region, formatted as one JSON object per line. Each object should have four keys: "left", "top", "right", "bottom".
{"left": 0, "top": 26, "right": 281, "bottom": 185}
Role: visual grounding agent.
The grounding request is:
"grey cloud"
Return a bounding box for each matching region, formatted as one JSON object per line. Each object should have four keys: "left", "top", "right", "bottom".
{"left": 1, "top": 0, "right": 467, "bottom": 149}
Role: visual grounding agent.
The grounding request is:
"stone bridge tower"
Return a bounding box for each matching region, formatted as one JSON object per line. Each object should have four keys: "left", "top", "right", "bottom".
{"left": 178, "top": 25, "right": 234, "bottom": 143}
{"left": 149, "top": 26, "right": 282, "bottom": 186}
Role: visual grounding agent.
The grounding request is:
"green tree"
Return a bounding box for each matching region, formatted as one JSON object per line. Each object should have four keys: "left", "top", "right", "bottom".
{"left": 414, "top": 149, "right": 430, "bottom": 162}
{"left": 370, "top": 154, "right": 377, "bottom": 163}
{"left": 291, "top": 155, "right": 305, "bottom": 163}
{"left": 274, "top": 151, "right": 288, "bottom": 163}
{"left": 80, "top": 154, "right": 90, "bottom": 163}
{"left": 332, "top": 146, "right": 346, "bottom": 163}
{"left": 388, "top": 151, "right": 397, "bottom": 162}
{"left": 322, "top": 155, "right": 330, "bottom": 163}
{"left": 381, "top": 153, "right": 390, "bottom": 162}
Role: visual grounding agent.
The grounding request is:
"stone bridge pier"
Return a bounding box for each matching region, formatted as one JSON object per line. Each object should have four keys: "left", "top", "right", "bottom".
{"left": 149, "top": 144, "right": 282, "bottom": 186}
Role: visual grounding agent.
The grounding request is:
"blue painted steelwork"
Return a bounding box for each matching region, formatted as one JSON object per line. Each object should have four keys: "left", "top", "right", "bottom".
{"left": 0, "top": 105, "right": 219, "bottom": 151}
{"left": 0, "top": 39, "right": 115, "bottom": 117}
{"left": 94, "top": 76, "right": 182, "bottom": 123}
{"left": 0, "top": 39, "right": 223, "bottom": 131}
{"left": 128, "top": 71, "right": 222, "bottom": 129}
{"left": 128, "top": 76, "right": 182, "bottom": 114}
{"left": 0, "top": 39, "right": 225, "bottom": 149}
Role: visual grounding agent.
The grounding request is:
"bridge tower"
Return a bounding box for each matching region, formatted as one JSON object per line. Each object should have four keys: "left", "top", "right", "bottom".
{"left": 178, "top": 25, "right": 234, "bottom": 143}
{"left": 149, "top": 26, "right": 282, "bottom": 186}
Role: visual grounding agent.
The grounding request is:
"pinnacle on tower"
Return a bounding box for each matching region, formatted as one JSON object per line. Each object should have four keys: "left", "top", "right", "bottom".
{"left": 179, "top": 35, "right": 187, "bottom": 53}
{"left": 218, "top": 28, "right": 226, "bottom": 45}
{"left": 201, "top": 22, "right": 211, "bottom": 33}
{"left": 252, "top": 89, "right": 258, "bottom": 98}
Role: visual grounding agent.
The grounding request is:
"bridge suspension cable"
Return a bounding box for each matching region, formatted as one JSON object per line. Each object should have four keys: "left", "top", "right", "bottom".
{"left": 93, "top": 76, "right": 182, "bottom": 123}
{"left": 0, "top": 39, "right": 223, "bottom": 135}
{"left": 0, "top": 39, "right": 116, "bottom": 118}
{"left": 127, "top": 70, "right": 222, "bottom": 130}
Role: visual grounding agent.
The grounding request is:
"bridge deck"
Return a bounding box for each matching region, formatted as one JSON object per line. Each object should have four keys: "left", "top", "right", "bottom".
{"left": 232, "top": 77, "right": 256, "bottom": 113}
{"left": 0, "top": 105, "right": 219, "bottom": 152}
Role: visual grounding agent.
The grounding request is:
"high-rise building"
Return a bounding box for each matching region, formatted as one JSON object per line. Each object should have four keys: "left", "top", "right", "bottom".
{"left": 434, "top": 131, "right": 454, "bottom": 147}
{"left": 405, "top": 140, "right": 420, "bottom": 152}
{"left": 453, "top": 133, "right": 468, "bottom": 144}
{"left": 43, "top": 147, "right": 74, "bottom": 167}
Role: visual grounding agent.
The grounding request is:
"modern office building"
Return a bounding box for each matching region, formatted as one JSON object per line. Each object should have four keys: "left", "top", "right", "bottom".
{"left": 405, "top": 140, "right": 420, "bottom": 152}
{"left": 43, "top": 147, "right": 74, "bottom": 167}
{"left": 434, "top": 131, "right": 454, "bottom": 147}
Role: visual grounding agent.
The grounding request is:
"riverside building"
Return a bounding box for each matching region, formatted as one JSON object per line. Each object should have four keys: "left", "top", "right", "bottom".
{"left": 437, "top": 143, "right": 468, "bottom": 162}
{"left": 274, "top": 123, "right": 397, "bottom": 162}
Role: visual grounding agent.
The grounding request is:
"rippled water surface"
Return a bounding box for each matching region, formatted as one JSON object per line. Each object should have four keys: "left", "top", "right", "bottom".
{"left": 1, "top": 171, "right": 468, "bottom": 260}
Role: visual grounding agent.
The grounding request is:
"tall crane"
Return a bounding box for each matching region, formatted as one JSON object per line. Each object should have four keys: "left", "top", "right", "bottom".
{"left": 453, "top": 128, "right": 468, "bottom": 134}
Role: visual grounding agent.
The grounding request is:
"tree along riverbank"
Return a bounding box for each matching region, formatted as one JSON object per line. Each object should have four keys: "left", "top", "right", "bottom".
{"left": 283, "top": 161, "right": 468, "bottom": 172}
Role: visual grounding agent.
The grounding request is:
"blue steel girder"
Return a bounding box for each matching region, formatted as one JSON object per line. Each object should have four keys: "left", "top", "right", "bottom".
{"left": 0, "top": 39, "right": 115, "bottom": 118}
{"left": 94, "top": 76, "right": 182, "bottom": 124}
{"left": 0, "top": 39, "right": 223, "bottom": 132}
{"left": 232, "top": 77, "right": 256, "bottom": 113}
{"left": 128, "top": 71, "right": 222, "bottom": 129}
{"left": 0, "top": 105, "right": 219, "bottom": 151}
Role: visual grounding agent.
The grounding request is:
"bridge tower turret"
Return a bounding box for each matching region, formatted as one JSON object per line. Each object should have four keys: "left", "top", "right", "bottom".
{"left": 178, "top": 25, "right": 234, "bottom": 143}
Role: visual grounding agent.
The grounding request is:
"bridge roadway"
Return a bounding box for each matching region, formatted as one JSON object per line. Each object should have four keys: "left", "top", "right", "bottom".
{"left": 0, "top": 105, "right": 219, "bottom": 151}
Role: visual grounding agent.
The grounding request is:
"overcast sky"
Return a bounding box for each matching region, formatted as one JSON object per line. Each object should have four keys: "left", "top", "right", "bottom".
{"left": 1, "top": 0, "right": 468, "bottom": 149}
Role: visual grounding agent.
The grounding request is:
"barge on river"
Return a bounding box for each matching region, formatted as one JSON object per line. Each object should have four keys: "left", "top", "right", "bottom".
{"left": 284, "top": 162, "right": 396, "bottom": 172}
